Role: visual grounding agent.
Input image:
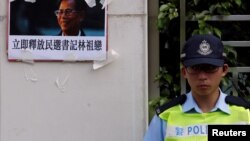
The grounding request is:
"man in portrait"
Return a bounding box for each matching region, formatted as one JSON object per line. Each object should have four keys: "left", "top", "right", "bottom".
{"left": 55, "top": 0, "right": 88, "bottom": 36}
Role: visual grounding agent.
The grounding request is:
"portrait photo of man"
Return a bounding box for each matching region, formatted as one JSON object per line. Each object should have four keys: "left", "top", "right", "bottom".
{"left": 55, "top": 0, "right": 88, "bottom": 36}
{"left": 9, "top": 0, "right": 106, "bottom": 36}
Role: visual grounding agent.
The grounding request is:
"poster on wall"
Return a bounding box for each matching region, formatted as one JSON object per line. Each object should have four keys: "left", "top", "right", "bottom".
{"left": 7, "top": 0, "right": 107, "bottom": 61}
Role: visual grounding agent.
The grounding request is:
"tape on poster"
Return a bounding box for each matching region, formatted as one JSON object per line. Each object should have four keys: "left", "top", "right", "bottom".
{"left": 85, "top": 0, "right": 96, "bottom": 7}
{"left": 85, "top": 0, "right": 113, "bottom": 9}
{"left": 10, "top": 0, "right": 36, "bottom": 3}
{"left": 93, "top": 49, "right": 119, "bottom": 70}
{"left": 24, "top": 0, "right": 36, "bottom": 3}
{"left": 100, "top": 0, "right": 113, "bottom": 9}
{"left": 19, "top": 49, "right": 35, "bottom": 64}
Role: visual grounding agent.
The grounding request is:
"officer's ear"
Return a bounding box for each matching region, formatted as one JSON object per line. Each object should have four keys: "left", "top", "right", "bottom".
{"left": 222, "top": 64, "right": 229, "bottom": 76}
{"left": 181, "top": 66, "right": 187, "bottom": 78}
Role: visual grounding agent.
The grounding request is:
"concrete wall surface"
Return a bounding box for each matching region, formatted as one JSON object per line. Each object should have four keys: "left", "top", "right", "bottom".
{"left": 0, "top": 0, "right": 148, "bottom": 141}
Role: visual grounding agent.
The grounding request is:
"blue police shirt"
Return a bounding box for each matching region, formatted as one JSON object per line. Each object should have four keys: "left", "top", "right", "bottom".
{"left": 143, "top": 90, "right": 230, "bottom": 141}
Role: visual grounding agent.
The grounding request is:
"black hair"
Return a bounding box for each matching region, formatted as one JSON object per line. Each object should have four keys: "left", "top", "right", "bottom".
{"left": 57, "top": 0, "right": 88, "bottom": 11}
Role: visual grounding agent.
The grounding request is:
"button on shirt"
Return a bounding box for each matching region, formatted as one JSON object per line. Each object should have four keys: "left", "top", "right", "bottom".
{"left": 143, "top": 91, "right": 230, "bottom": 141}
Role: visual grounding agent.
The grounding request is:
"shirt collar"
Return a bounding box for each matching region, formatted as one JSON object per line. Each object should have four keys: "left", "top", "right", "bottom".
{"left": 182, "top": 89, "right": 230, "bottom": 114}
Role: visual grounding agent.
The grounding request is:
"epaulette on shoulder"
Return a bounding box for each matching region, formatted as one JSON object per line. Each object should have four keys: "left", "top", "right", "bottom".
{"left": 225, "top": 95, "right": 250, "bottom": 109}
{"left": 155, "top": 94, "right": 187, "bottom": 116}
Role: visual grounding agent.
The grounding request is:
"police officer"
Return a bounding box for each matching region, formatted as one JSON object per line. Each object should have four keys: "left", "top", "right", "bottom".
{"left": 143, "top": 34, "right": 250, "bottom": 141}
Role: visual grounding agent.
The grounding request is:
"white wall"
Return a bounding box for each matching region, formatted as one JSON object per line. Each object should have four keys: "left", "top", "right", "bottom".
{"left": 0, "top": 0, "right": 148, "bottom": 141}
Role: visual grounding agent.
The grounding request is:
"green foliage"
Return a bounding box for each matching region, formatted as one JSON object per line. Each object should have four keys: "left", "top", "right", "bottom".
{"left": 157, "top": 2, "right": 179, "bottom": 31}
{"left": 150, "top": 67, "right": 181, "bottom": 110}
